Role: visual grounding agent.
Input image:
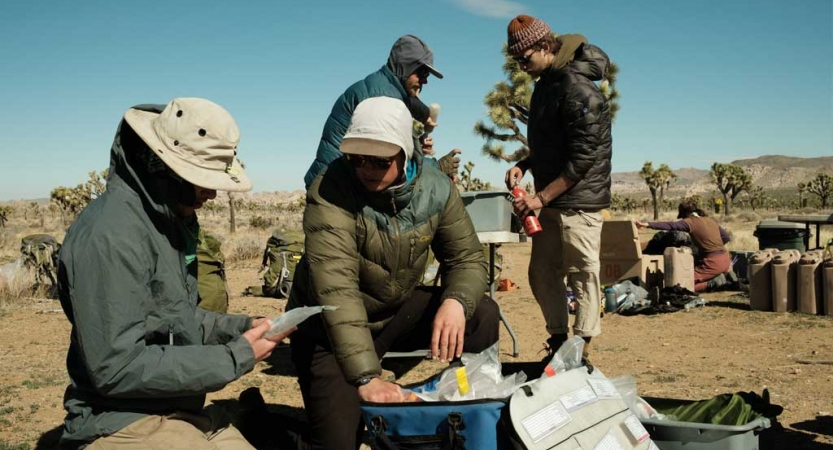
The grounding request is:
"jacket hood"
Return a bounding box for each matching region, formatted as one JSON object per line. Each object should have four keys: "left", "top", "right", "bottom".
{"left": 107, "top": 103, "right": 195, "bottom": 225}
{"left": 564, "top": 42, "right": 609, "bottom": 82}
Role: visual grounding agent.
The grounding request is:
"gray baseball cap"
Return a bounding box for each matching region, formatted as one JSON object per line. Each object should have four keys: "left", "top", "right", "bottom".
{"left": 388, "top": 35, "right": 444, "bottom": 80}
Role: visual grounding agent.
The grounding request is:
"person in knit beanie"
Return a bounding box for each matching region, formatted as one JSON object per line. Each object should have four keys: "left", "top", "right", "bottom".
{"left": 503, "top": 14, "right": 613, "bottom": 368}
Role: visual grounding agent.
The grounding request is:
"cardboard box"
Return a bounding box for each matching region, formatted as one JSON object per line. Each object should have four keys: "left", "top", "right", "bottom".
{"left": 599, "top": 220, "right": 664, "bottom": 288}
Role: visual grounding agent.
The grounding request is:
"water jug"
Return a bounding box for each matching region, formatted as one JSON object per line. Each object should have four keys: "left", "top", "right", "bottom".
{"left": 663, "top": 247, "right": 694, "bottom": 291}
{"left": 771, "top": 249, "right": 800, "bottom": 312}
{"left": 797, "top": 251, "right": 824, "bottom": 315}
{"left": 748, "top": 250, "right": 774, "bottom": 311}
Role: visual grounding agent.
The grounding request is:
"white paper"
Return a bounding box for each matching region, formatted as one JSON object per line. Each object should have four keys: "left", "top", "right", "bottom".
{"left": 264, "top": 305, "right": 337, "bottom": 338}
{"left": 587, "top": 379, "right": 621, "bottom": 399}
{"left": 593, "top": 431, "right": 625, "bottom": 450}
{"left": 521, "top": 401, "right": 572, "bottom": 443}
{"left": 560, "top": 386, "right": 599, "bottom": 412}
{"left": 623, "top": 415, "right": 650, "bottom": 443}
{"left": 648, "top": 441, "right": 660, "bottom": 450}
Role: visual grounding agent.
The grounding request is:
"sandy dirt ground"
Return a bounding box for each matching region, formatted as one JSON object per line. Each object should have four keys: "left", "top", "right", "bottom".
{"left": 0, "top": 242, "right": 832, "bottom": 449}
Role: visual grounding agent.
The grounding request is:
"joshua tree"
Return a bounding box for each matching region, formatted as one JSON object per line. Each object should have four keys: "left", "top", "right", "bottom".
{"left": 475, "top": 35, "right": 620, "bottom": 164}
{"left": 638, "top": 162, "right": 676, "bottom": 220}
{"left": 0, "top": 205, "right": 11, "bottom": 228}
{"left": 710, "top": 163, "right": 752, "bottom": 215}
{"left": 797, "top": 182, "right": 807, "bottom": 208}
{"left": 806, "top": 173, "right": 833, "bottom": 208}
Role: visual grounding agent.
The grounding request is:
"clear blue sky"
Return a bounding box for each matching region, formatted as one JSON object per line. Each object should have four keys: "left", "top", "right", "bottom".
{"left": 1, "top": 0, "right": 831, "bottom": 200}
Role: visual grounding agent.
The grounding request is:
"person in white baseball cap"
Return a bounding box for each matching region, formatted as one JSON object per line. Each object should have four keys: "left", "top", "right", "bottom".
{"left": 57, "top": 98, "right": 294, "bottom": 450}
{"left": 287, "top": 96, "right": 499, "bottom": 449}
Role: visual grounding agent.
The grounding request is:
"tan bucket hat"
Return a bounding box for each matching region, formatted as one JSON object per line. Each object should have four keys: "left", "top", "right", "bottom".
{"left": 123, "top": 98, "right": 252, "bottom": 192}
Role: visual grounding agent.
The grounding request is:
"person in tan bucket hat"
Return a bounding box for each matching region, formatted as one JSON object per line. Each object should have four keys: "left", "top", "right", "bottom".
{"left": 56, "top": 98, "right": 294, "bottom": 450}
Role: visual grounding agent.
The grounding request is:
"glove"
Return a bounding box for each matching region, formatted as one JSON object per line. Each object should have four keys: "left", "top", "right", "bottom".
{"left": 438, "top": 149, "right": 461, "bottom": 179}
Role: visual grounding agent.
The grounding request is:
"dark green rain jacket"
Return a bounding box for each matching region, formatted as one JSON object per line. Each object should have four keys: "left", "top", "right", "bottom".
{"left": 288, "top": 153, "right": 488, "bottom": 384}
{"left": 57, "top": 105, "right": 254, "bottom": 448}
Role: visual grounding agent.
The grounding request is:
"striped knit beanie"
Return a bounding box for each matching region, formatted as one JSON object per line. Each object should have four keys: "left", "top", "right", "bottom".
{"left": 507, "top": 15, "right": 551, "bottom": 55}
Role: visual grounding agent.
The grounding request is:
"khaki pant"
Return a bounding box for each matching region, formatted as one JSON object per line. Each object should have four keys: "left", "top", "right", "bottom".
{"left": 87, "top": 407, "right": 255, "bottom": 450}
{"left": 529, "top": 208, "right": 602, "bottom": 338}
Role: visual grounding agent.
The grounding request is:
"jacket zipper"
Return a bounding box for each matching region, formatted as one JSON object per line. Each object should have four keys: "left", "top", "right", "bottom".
{"left": 168, "top": 324, "right": 174, "bottom": 345}
{"left": 390, "top": 193, "right": 399, "bottom": 298}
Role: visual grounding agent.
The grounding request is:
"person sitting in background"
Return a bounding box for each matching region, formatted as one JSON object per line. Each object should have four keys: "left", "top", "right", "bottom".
{"left": 635, "top": 200, "right": 731, "bottom": 291}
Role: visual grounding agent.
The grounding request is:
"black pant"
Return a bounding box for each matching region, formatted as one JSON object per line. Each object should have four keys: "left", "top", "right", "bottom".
{"left": 290, "top": 287, "right": 501, "bottom": 450}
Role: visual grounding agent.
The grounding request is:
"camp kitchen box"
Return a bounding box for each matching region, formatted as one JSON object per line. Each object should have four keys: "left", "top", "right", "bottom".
{"left": 640, "top": 397, "right": 772, "bottom": 450}
{"left": 461, "top": 191, "right": 513, "bottom": 233}
{"left": 600, "top": 220, "right": 664, "bottom": 288}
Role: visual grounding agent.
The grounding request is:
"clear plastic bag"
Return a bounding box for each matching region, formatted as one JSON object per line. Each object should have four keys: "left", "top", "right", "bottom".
{"left": 611, "top": 280, "right": 649, "bottom": 313}
{"left": 415, "top": 342, "right": 527, "bottom": 401}
{"left": 263, "top": 305, "right": 338, "bottom": 339}
{"left": 543, "top": 336, "right": 585, "bottom": 376}
{"left": 611, "top": 375, "right": 675, "bottom": 420}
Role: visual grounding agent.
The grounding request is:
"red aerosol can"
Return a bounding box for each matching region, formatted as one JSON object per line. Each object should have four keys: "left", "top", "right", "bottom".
{"left": 510, "top": 187, "right": 543, "bottom": 236}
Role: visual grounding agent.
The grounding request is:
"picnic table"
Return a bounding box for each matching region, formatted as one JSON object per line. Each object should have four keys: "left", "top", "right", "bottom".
{"left": 777, "top": 214, "right": 833, "bottom": 250}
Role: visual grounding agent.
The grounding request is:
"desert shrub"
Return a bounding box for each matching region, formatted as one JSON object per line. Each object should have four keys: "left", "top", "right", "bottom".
{"left": 222, "top": 232, "right": 266, "bottom": 263}
{"left": 248, "top": 215, "right": 274, "bottom": 229}
{"left": 0, "top": 266, "right": 52, "bottom": 309}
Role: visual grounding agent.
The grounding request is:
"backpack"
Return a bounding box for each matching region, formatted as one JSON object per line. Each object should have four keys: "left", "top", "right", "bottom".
{"left": 20, "top": 234, "right": 60, "bottom": 286}
{"left": 260, "top": 231, "right": 304, "bottom": 298}
{"left": 196, "top": 231, "right": 230, "bottom": 314}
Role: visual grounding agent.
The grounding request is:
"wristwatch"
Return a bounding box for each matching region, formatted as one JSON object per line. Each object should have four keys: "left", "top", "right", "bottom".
{"left": 354, "top": 376, "right": 377, "bottom": 387}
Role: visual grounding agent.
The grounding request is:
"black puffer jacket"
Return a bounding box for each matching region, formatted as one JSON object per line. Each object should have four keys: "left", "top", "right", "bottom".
{"left": 520, "top": 42, "right": 612, "bottom": 210}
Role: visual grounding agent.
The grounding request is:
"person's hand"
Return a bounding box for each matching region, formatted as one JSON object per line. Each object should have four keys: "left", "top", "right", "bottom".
{"left": 505, "top": 166, "right": 524, "bottom": 190}
{"left": 421, "top": 135, "right": 435, "bottom": 156}
{"left": 250, "top": 317, "right": 269, "bottom": 328}
{"left": 437, "top": 148, "right": 461, "bottom": 180}
{"left": 425, "top": 116, "right": 438, "bottom": 130}
{"left": 431, "top": 298, "right": 466, "bottom": 362}
{"left": 358, "top": 378, "right": 405, "bottom": 403}
{"left": 512, "top": 194, "right": 543, "bottom": 217}
{"left": 634, "top": 220, "right": 649, "bottom": 229}
{"left": 242, "top": 321, "right": 296, "bottom": 363}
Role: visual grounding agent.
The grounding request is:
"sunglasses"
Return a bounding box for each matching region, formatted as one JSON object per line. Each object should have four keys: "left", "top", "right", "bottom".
{"left": 513, "top": 50, "right": 536, "bottom": 65}
{"left": 345, "top": 154, "right": 396, "bottom": 170}
{"left": 415, "top": 66, "right": 431, "bottom": 79}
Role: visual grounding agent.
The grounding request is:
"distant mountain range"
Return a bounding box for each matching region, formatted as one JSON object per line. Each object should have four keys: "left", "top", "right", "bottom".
{"left": 612, "top": 155, "right": 833, "bottom": 196}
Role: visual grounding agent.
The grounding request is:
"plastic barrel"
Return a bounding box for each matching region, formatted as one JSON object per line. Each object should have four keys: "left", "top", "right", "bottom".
{"left": 664, "top": 247, "right": 694, "bottom": 292}
{"left": 748, "top": 250, "right": 774, "bottom": 311}
{"left": 771, "top": 249, "right": 800, "bottom": 312}
{"left": 797, "top": 251, "right": 824, "bottom": 315}
{"left": 823, "top": 258, "right": 833, "bottom": 316}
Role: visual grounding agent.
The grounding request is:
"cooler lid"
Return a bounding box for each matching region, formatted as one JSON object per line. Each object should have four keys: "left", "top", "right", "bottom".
{"left": 756, "top": 219, "right": 806, "bottom": 230}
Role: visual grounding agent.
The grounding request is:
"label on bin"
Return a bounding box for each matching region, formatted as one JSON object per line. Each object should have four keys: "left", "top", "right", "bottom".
{"left": 560, "top": 386, "right": 599, "bottom": 412}
{"left": 623, "top": 415, "right": 650, "bottom": 443}
{"left": 587, "top": 379, "right": 621, "bottom": 399}
{"left": 522, "top": 401, "right": 572, "bottom": 443}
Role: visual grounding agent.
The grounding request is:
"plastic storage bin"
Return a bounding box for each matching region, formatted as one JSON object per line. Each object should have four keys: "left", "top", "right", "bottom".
{"left": 640, "top": 397, "right": 772, "bottom": 450}
{"left": 753, "top": 220, "right": 808, "bottom": 253}
{"left": 460, "top": 191, "right": 512, "bottom": 233}
{"left": 771, "top": 249, "right": 800, "bottom": 312}
{"left": 641, "top": 416, "right": 771, "bottom": 450}
{"left": 664, "top": 247, "right": 694, "bottom": 291}
{"left": 748, "top": 250, "right": 775, "bottom": 311}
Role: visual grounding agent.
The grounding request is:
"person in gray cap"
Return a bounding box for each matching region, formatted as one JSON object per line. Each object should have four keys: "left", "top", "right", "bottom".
{"left": 56, "top": 98, "right": 295, "bottom": 449}
{"left": 303, "top": 34, "right": 460, "bottom": 189}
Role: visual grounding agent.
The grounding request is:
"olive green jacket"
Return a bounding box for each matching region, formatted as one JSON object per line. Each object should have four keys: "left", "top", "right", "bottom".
{"left": 287, "top": 155, "right": 487, "bottom": 383}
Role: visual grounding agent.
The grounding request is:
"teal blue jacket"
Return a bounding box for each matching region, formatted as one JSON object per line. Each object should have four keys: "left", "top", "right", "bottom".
{"left": 304, "top": 65, "right": 422, "bottom": 188}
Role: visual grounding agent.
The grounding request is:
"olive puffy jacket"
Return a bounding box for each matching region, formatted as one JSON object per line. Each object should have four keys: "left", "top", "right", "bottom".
{"left": 287, "top": 155, "right": 488, "bottom": 383}
{"left": 519, "top": 42, "right": 613, "bottom": 210}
